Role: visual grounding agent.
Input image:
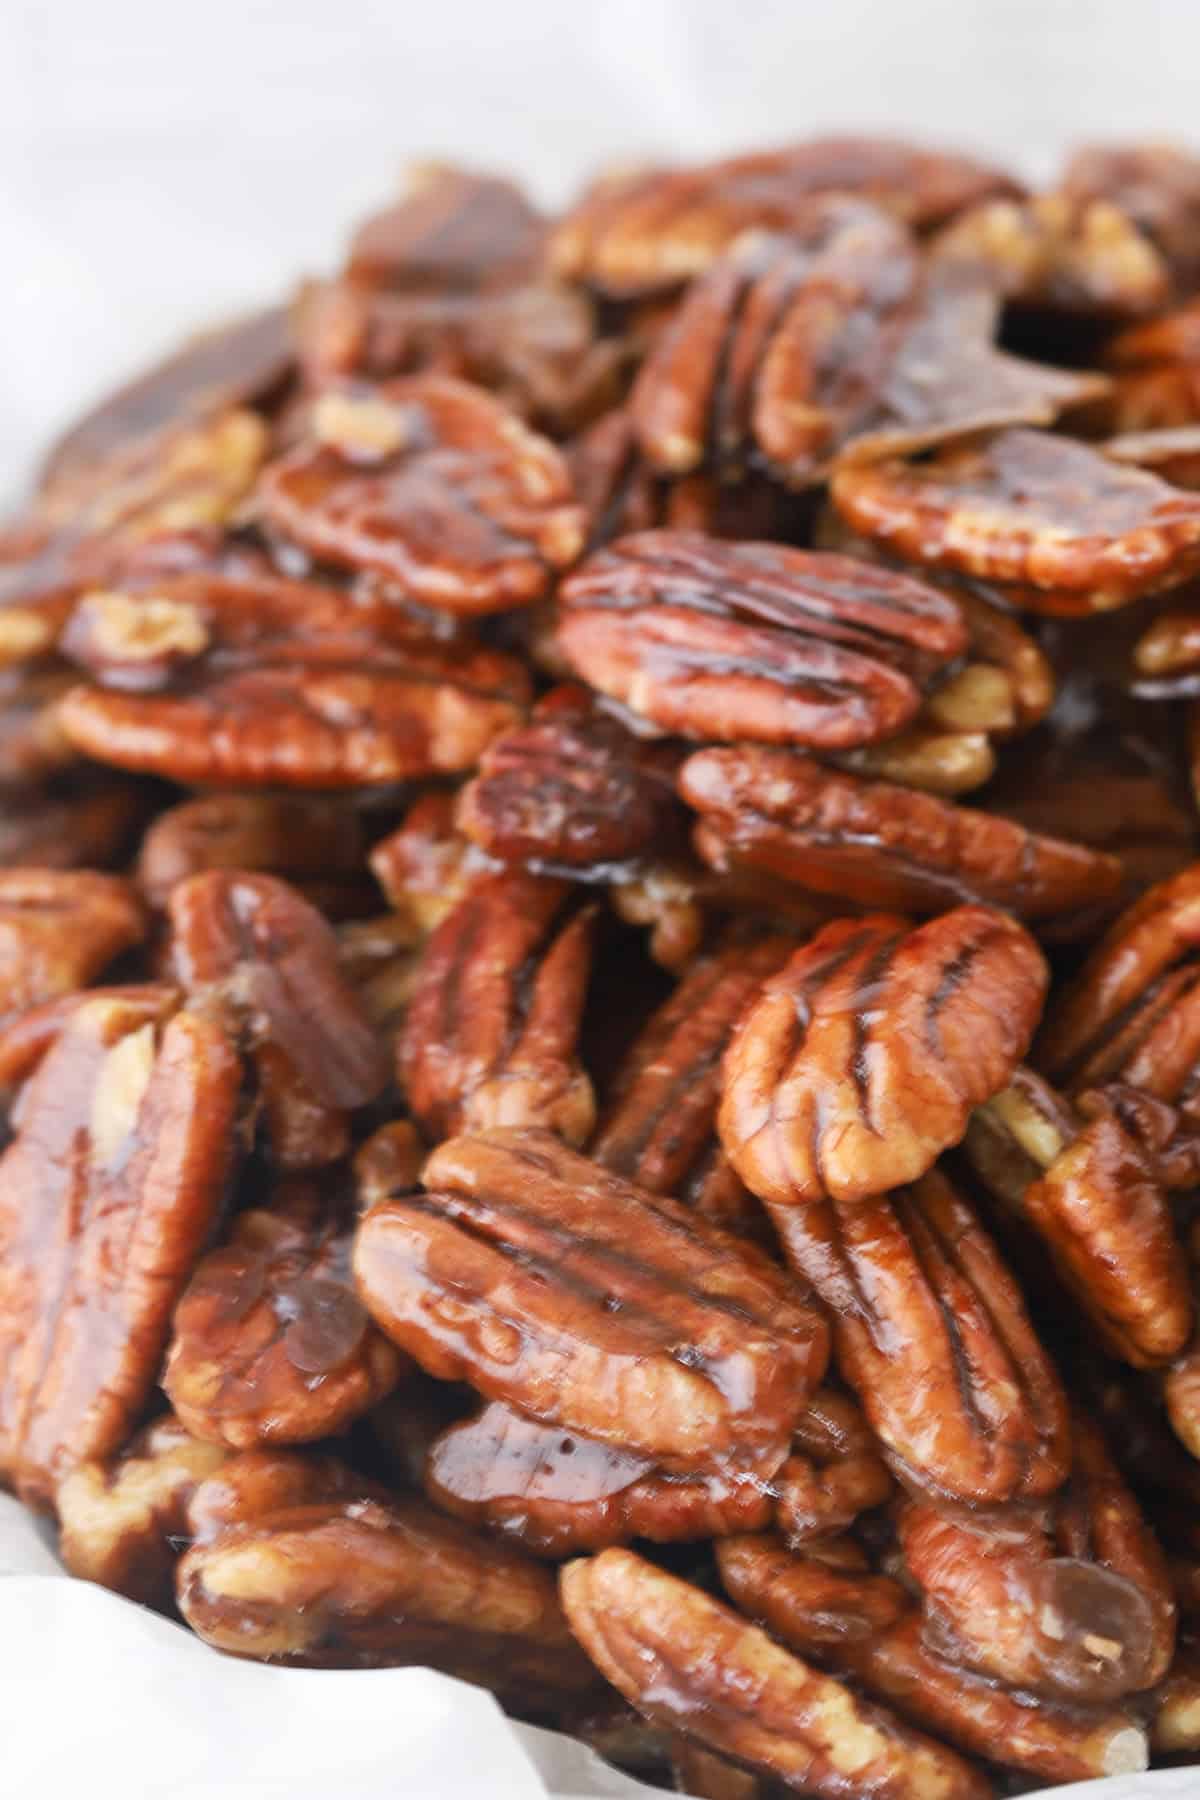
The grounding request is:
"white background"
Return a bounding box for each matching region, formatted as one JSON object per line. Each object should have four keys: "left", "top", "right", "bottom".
{"left": 1, "top": 0, "right": 1198, "bottom": 499}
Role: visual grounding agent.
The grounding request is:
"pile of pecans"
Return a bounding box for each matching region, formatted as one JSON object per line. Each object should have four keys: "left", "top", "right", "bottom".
{"left": 14, "top": 135, "right": 1200, "bottom": 1796}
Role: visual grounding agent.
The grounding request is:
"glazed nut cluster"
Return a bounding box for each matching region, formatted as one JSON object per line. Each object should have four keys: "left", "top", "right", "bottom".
{"left": 13, "top": 135, "right": 1200, "bottom": 1798}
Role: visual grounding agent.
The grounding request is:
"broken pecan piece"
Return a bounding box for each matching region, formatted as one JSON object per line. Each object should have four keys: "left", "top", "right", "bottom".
{"left": 398, "top": 870, "right": 595, "bottom": 1142}
{"left": 257, "top": 377, "right": 584, "bottom": 614}
{"left": 557, "top": 531, "right": 966, "bottom": 751}
{"left": 682, "top": 746, "right": 1123, "bottom": 920}
{"left": 355, "top": 1128, "right": 828, "bottom": 1468}
{"left": 719, "top": 908, "right": 1045, "bottom": 1208}
{"left": 0, "top": 868, "right": 146, "bottom": 1025}
{"left": 0, "top": 990, "right": 240, "bottom": 1505}
{"left": 560, "top": 1549, "right": 989, "bottom": 1800}
{"left": 368, "top": 790, "right": 491, "bottom": 937}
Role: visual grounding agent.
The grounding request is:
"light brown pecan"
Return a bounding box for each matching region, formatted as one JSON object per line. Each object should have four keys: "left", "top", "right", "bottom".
{"left": 719, "top": 908, "right": 1046, "bottom": 1209}
{"left": 1063, "top": 142, "right": 1200, "bottom": 290}
{"left": 138, "top": 792, "right": 369, "bottom": 916}
{"left": 547, "top": 138, "right": 1021, "bottom": 296}
{"left": 681, "top": 747, "right": 1123, "bottom": 920}
{"left": 831, "top": 428, "right": 1200, "bottom": 613}
{"left": 557, "top": 531, "right": 967, "bottom": 751}
{"left": 345, "top": 162, "right": 544, "bottom": 292}
{"left": 0, "top": 990, "right": 240, "bottom": 1505}
{"left": 560, "top": 1549, "right": 989, "bottom": 1800}
{"left": 776, "top": 1391, "right": 894, "bottom": 1545}
{"left": 398, "top": 870, "right": 595, "bottom": 1143}
{"left": 368, "top": 790, "right": 492, "bottom": 937}
{"left": 164, "top": 1182, "right": 404, "bottom": 1448}
{"left": 353, "top": 1120, "right": 427, "bottom": 1210}
{"left": 631, "top": 224, "right": 1104, "bottom": 485}
{"left": 256, "top": 377, "right": 584, "bottom": 615}
{"left": 965, "top": 1071, "right": 1193, "bottom": 1366}
{"left": 1151, "top": 1645, "right": 1200, "bottom": 1753}
{"left": 0, "top": 982, "right": 180, "bottom": 1092}
{"left": 58, "top": 571, "right": 531, "bottom": 787}
{"left": 457, "top": 685, "right": 681, "bottom": 874}
{"left": 169, "top": 871, "right": 388, "bottom": 1164}
{"left": 56, "top": 1416, "right": 229, "bottom": 1608}
{"left": 354, "top": 1128, "right": 829, "bottom": 1468}
{"left": 716, "top": 1537, "right": 1150, "bottom": 1786}
{"left": 335, "top": 913, "right": 423, "bottom": 1047}
{"left": 764, "top": 1170, "right": 1070, "bottom": 1504}
{"left": 0, "top": 868, "right": 146, "bottom": 1025}
{"left": 177, "top": 1493, "right": 598, "bottom": 1703}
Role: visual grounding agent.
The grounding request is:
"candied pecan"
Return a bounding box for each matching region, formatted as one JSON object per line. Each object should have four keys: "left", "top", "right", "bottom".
{"left": 716, "top": 1537, "right": 1150, "bottom": 1786}
{"left": 831, "top": 428, "right": 1200, "bottom": 613}
{"left": 0, "top": 990, "right": 240, "bottom": 1505}
{"left": 561, "top": 1549, "right": 988, "bottom": 1800}
{"left": 1084, "top": 363, "right": 1200, "bottom": 436}
{"left": 137, "top": 792, "right": 369, "bottom": 916}
{"left": 0, "top": 982, "right": 179, "bottom": 1092}
{"left": 58, "top": 571, "right": 531, "bottom": 788}
{"left": 548, "top": 138, "right": 1020, "bottom": 296}
{"left": 591, "top": 930, "right": 796, "bottom": 1227}
{"left": 835, "top": 725, "right": 994, "bottom": 798}
{"left": 164, "top": 1183, "right": 404, "bottom": 1449}
{"left": 346, "top": 163, "right": 544, "bottom": 292}
{"left": 632, "top": 225, "right": 1104, "bottom": 486}
{"left": 764, "top": 1170, "right": 1069, "bottom": 1504}
{"left": 336, "top": 913, "right": 423, "bottom": 1045}
{"left": 56, "top": 1417, "right": 228, "bottom": 1608}
{"left": 183, "top": 1445, "right": 371, "bottom": 1544}
{"left": 1063, "top": 142, "right": 1200, "bottom": 289}
{"left": 355, "top": 1129, "right": 829, "bottom": 1468}
{"left": 398, "top": 871, "right": 595, "bottom": 1143}
{"left": 966, "top": 1072, "right": 1193, "bottom": 1366}
{"left": 256, "top": 378, "right": 584, "bottom": 615}
{"left": 1106, "top": 425, "right": 1200, "bottom": 490}
{"left": 425, "top": 1400, "right": 783, "bottom": 1557}
{"left": 777, "top": 1389, "right": 893, "bottom": 1544}
{"left": 681, "top": 746, "right": 1123, "bottom": 920}
{"left": 1152, "top": 1645, "right": 1200, "bottom": 1753}
{"left": 457, "top": 687, "right": 680, "bottom": 874}
{"left": 369, "top": 790, "right": 491, "bottom": 936}
{"left": 0, "top": 869, "right": 146, "bottom": 1025}
{"left": 557, "top": 531, "right": 966, "bottom": 752}
{"left": 1164, "top": 1222, "right": 1200, "bottom": 1461}
{"left": 669, "top": 1741, "right": 763, "bottom": 1800}
{"left": 0, "top": 661, "right": 84, "bottom": 788}
{"left": 718, "top": 908, "right": 1045, "bottom": 1209}
{"left": 353, "top": 1120, "right": 426, "bottom": 1209}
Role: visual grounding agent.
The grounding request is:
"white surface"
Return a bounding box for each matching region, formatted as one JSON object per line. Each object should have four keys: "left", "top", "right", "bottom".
{"left": 4, "top": 0, "right": 1200, "bottom": 498}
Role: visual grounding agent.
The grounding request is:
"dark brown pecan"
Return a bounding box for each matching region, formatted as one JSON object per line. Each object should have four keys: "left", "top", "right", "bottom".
{"left": 831, "top": 428, "right": 1200, "bottom": 613}
{"left": 425, "top": 1400, "right": 782, "bottom": 1557}
{"left": 0, "top": 869, "right": 146, "bottom": 1025}
{"left": 354, "top": 1128, "right": 829, "bottom": 1468}
{"left": 1063, "top": 142, "right": 1200, "bottom": 290}
{"left": 0, "top": 660, "right": 84, "bottom": 789}
{"left": 1106, "top": 295, "right": 1200, "bottom": 370}
{"left": 966, "top": 1071, "right": 1193, "bottom": 1366}
{"left": 0, "top": 775, "right": 149, "bottom": 872}
{"left": 456, "top": 684, "right": 680, "bottom": 874}
{"left": 557, "top": 531, "right": 966, "bottom": 751}
{"left": 164, "top": 1182, "right": 404, "bottom": 1448}
{"left": 718, "top": 908, "right": 1046, "bottom": 1208}
{"left": 631, "top": 225, "right": 1104, "bottom": 485}
{"left": 58, "top": 571, "right": 530, "bottom": 788}
{"left": 899, "top": 1415, "right": 1175, "bottom": 1703}
{"left": 398, "top": 870, "right": 595, "bottom": 1143}
{"left": 561, "top": 1549, "right": 989, "bottom": 1800}
{"left": 548, "top": 138, "right": 1021, "bottom": 296}
{"left": 169, "top": 873, "right": 388, "bottom": 1156}
{"left": 591, "top": 930, "right": 796, "bottom": 1227}
{"left": 681, "top": 747, "right": 1123, "bottom": 921}
{"left": 716, "top": 1537, "right": 1150, "bottom": 1786}
{"left": 56, "top": 1417, "right": 229, "bottom": 1608}
{"left": 764, "top": 1170, "right": 1070, "bottom": 1504}
{"left": 1084, "top": 364, "right": 1200, "bottom": 437}
{"left": 0, "top": 990, "right": 240, "bottom": 1505}
{"left": 138, "top": 792, "right": 369, "bottom": 916}
{"left": 256, "top": 378, "right": 584, "bottom": 615}
{"left": 346, "top": 163, "right": 544, "bottom": 292}
{"left": 177, "top": 1494, "right": 597, "bottom": 1702}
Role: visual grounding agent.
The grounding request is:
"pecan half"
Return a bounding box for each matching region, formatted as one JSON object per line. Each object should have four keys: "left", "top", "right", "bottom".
{"left": 557, "top": 531, "right": 967, "bottom": 751}
{"left": 164, "top": 1184, "right": 404, "bottom": 1448}
{"left": 257, "top": 377, "right": 584, "bottom": 614}
{"left": 0, "top": 990, "right": 240, "bottom": 1504}
{"left": 59, "top": 572, "right": 530, "bottom": 788}
{"left": 177, "top": 1494, "right": 597, "bottom": 1703}
{"left": 183, "top": 1445, "right": 370, "bottom": 1544}
{"left": 354, "top": 1128, "right": 829, "bottom": 1468}
{"left": 716, "top": 1537, "right": 1150, "bottom": 1786}
{"left": 56, "top": 1416, "right": 228, "bottom": 1608}
{"left": 764, "top": 1170, "right": 1070, "bottom": 1504}
{"left": 0, "top": 868, "right": 146, "bottom": 1025}
{"left": 346, "top": 162, "right": 544, "bottom": 292}
{"left": 831, "top": 428, "right": 1200, "bottom": 612}
{"left": 560, "top": 1549, "right": 989, "bottom": 1800}
{"left": 719, "top": 908, "right": 1045, "bottom": 1208}
{"left": 398, "top": 871, "right": 595, "bottom": 1143}
{"left": 138, "top": 793, "right": 368, "bottom": 915}
{"left": 548, "top": 138, "right": 1020, "bottom": 295}
{"left": 681, "top": 747, "right": 1123, "bottom": 920}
